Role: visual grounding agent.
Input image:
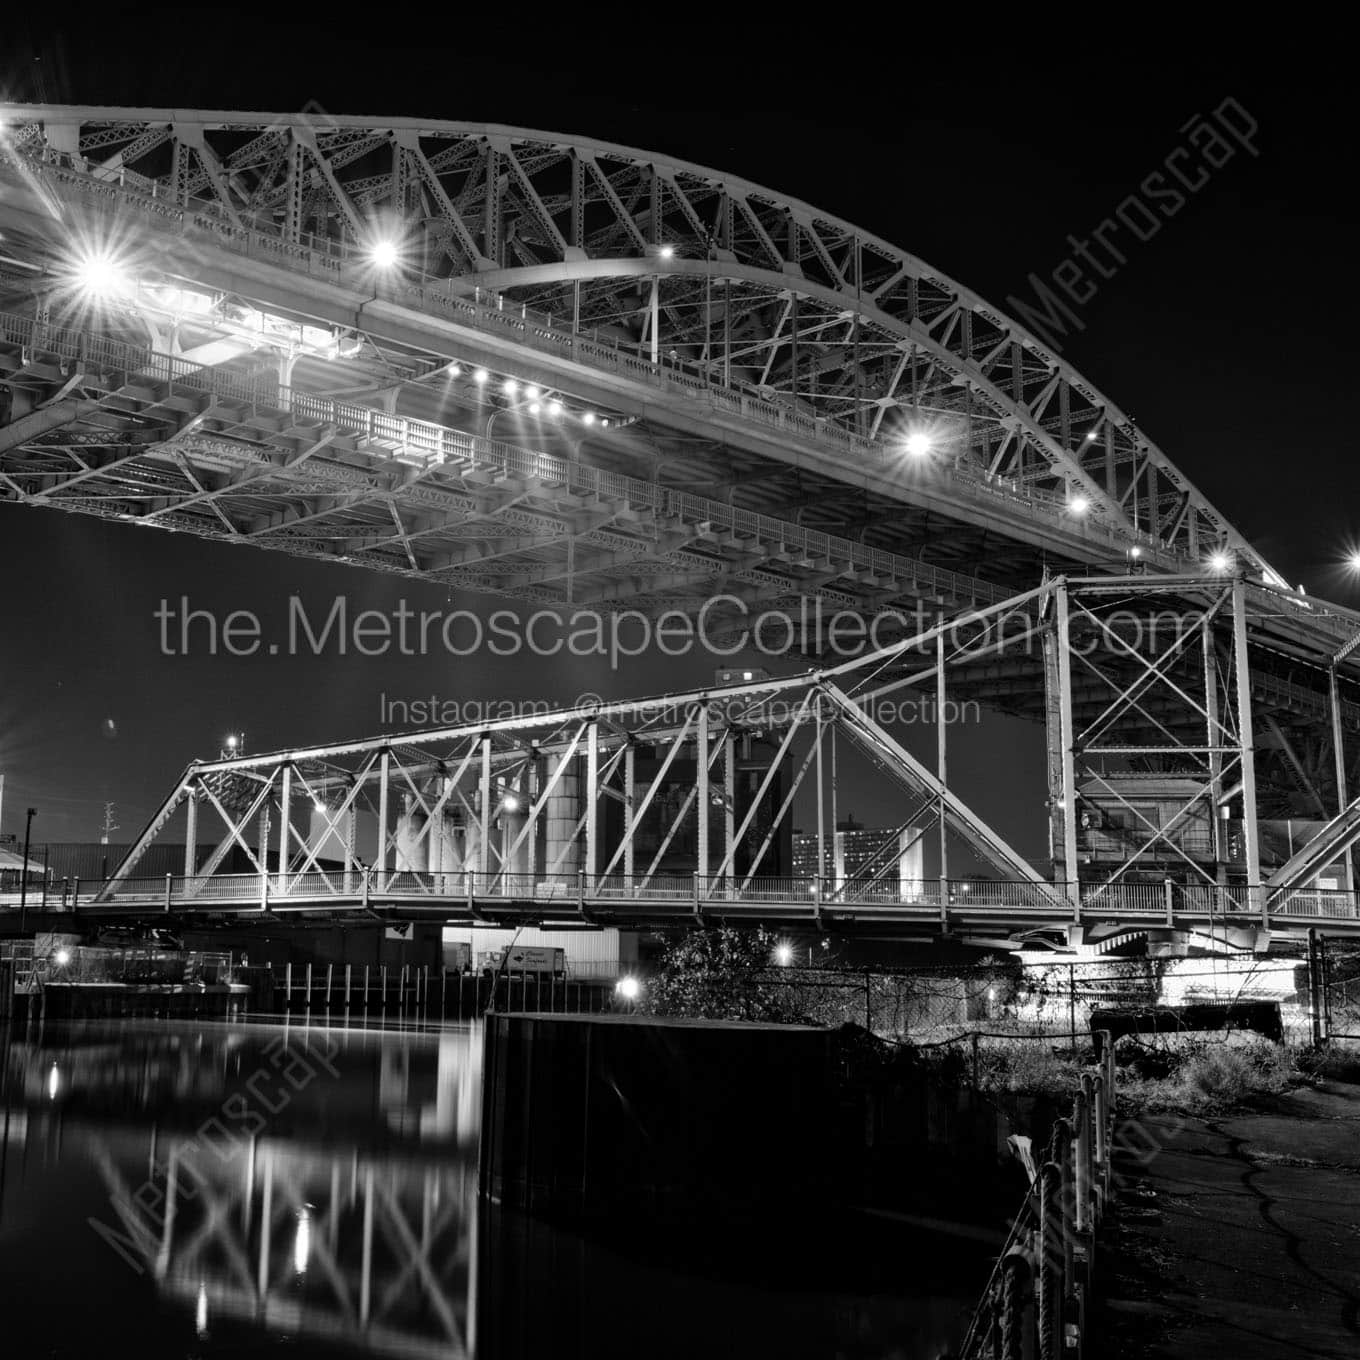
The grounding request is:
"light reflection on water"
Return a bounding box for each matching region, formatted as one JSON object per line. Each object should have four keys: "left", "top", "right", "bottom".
{"left": 0, "top": 1017, "right": 980, "bottom": 1358}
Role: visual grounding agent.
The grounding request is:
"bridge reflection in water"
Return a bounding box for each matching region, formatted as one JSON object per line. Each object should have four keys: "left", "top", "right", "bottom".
{"left": 0, "top": 1018, "right": 982, "bottom": 1359}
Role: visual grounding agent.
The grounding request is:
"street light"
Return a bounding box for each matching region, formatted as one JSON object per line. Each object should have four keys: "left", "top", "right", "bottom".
{"left": 1208, "top": 550, "right": 1233, "bottom": 575}
{"left": 615, "top": 975, "right": 641, "bottom": 1002}
{"left": 904, "top": 431, "right": 932, "bottom": 458}
{"left": 71, "top": 247, "right": 131, "bottom": 300}
{"left": 1068, "top": 494, "right": 1090, "bottom": 516}
{"left": 19, "top": 805, "right": 35, "bottom": 921}
{"left": 369, "top": 239, "right": 400, "bottom": 269}
{"left": 774, "top": 941, "right": 794, "bottom": 967}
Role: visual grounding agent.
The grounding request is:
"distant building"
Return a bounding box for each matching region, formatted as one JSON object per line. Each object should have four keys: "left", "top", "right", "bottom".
{"left": 791, "top": 815, "right": 925, "bottom": 892}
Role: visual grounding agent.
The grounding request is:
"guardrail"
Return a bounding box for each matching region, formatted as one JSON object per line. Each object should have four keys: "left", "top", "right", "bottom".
{"left": 13, "top": 871, "right": 1353, "bottom": 930}
{"left": 959, "top": 1033, "right": 1116, "bottom": 1359}
{"left": 0, "top": 146, "right": 1161, "bottom": 563}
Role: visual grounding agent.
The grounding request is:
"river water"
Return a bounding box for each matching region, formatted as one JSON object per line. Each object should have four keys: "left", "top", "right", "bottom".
{"left": 0, "top": 1017, "right": 986, "bottom": 1358}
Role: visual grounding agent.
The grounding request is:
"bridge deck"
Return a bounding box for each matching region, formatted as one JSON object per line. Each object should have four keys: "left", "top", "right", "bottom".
{"left": 6, "top": 872, "right": 1356, "bottom": 941}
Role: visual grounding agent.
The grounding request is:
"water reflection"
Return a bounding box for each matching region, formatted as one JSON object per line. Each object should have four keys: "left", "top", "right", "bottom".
{"left": 0, "top": 1018, "right": 979, "bottom": 1358}
{"left": 1, "top": 1017, "right": 479, "bottom": 1359}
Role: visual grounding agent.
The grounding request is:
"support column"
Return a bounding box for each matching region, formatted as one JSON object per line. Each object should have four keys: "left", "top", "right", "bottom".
{"left": 479, "top": 738, "right": 492, "bottom": 877}
{"left": 376, "top": 750, "right": 390, "bottom": 876}
{"left": 937, "top": 630, "right": 949, "bottom": 897}
{"left": 1205, "top": 620, "right": 1226, "bottom": 868}
{"left": 814, "top": 705, "right": 826, "bottom": 886}
{"left": 184, "top": 788, "right": 198, "bottom": 880}
{"left": 1053, "top": 584, "right": 1080, "bottom": 906}
{"left": 344, "top": 802, "right": 358, "bottom": 894}
{"left": 545, "top": 750, "right": 580, "bottom": 878}
{"left": 696, "top": 707, "right": 710, "bottom": 880}
{"left": 723, "top": 733, "right": 737, "bottom": 885}
{"left": 585, "top": 722, "right": 599, "bottom": 881}
{"left": 649, "top": 275, "right": 660, "bottom": 365}
{"left": 277, "top": 764, "right": 291, "bottom": 879}
{"left": 1329, "top": 665, "right": 1353, "bottom": 892}
{"left": 1044, "top": 582, "right": 1077, "bottom": 903}
{"left": 623, "top": 744, "right": 636, "bottom": 879}
{"left": 1231, "top": 578, "right": 1264, "bottom": 920}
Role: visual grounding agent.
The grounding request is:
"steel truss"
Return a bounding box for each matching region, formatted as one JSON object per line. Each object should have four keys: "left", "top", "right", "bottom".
{"left": 0, "top": 103, "right": 1277, "bottom": 581}
{"left": 90, "top": 577, "right": 1360, "bottom": 945}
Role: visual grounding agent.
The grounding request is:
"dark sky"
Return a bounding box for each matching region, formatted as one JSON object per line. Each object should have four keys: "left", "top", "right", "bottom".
{"left": 1, "top": 19, "right": 1356, "bottom": 851}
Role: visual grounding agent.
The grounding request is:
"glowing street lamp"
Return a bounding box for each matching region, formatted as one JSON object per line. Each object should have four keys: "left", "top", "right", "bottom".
{"left": 904, "top": 431, "right": 932, "bottom": 458}
{"left": 369, "top": 238, "right": 400, "bottom": 269}
{"left": 774, "top": 942, "right": 794, "bottom": 967}
{"left": 1347, "top": 549, "right": 1360, "bottom": 573}
{"left": 473, "top": 368, "right": 489, "bottom": 385}
{"left": 1208, "top": 551, "right": 1233, "bottom": 575}
{"left": 72, "top": 248, "right": 131, "bottom": 300}
{"left": 1068, "top": 494, "right": 1090, "bottom": 517}
{"left": 615, "top": 975, "right": 642, "bottom": 1001}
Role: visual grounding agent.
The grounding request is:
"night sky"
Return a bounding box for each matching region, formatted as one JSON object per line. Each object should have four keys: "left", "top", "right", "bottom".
{"left": 1, "top": 21, "right": 1355, "bottom": 852}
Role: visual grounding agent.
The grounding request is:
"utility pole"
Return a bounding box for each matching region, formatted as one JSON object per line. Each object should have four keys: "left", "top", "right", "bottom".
{"left": 100, "top": 802, "right": 119, "bottom": 880}
{"left": 19, "top": 805, "right": 36, "bottom": 929}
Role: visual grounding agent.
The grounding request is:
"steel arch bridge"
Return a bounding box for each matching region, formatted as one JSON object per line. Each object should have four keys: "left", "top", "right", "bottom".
{"left": 3, "top": 105, "right": 1360, "bottom": 952}
{"left": 0, "top": 104, "right": 1275, "bottom": 598}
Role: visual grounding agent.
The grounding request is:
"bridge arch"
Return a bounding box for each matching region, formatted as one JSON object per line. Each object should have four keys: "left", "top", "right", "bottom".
{"left": 0, "top": 105, "right": 1269, "bottom": 574}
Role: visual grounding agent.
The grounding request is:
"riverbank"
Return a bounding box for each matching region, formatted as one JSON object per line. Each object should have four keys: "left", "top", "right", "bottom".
{"left": 1094, "top": 1078, "right": 1360, "bottom": 1358}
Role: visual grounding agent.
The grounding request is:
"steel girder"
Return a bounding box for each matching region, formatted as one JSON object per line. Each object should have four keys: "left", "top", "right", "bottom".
{"left": 0, "top": 103, "right": 1276, "bottom": 578}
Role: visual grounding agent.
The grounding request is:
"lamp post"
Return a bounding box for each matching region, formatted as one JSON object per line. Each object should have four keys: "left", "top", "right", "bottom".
{"left": 19, "top": 805, "right": 35, "bottom": 928}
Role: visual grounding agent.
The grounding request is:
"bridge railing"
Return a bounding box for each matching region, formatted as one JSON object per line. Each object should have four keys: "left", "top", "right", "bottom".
{"left": 54, "top": 869, "right": 1360, "bottom": 929}
{"left": 0, "top": 146, "right": 1160, "bottom": 563}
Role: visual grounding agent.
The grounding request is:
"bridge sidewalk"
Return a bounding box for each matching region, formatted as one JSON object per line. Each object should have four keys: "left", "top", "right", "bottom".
{"left": 1094, "top": 1082, "right": 1360, "bottom": 1359}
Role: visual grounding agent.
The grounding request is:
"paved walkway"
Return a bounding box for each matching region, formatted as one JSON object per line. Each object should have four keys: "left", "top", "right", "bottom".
{"left": 1097, "top": 1081, "right": 1360, "bottom": 1359}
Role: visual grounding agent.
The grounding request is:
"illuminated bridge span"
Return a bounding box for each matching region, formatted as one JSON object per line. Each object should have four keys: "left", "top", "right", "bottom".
{"left": 5, "top": 108, "right": 1360, "bottom": 952}
{"left": 0, "top": 103, "right": 1277, "bottom": 609}
{"left": 86, "top": 578, "right": 1360, "bottom": 950}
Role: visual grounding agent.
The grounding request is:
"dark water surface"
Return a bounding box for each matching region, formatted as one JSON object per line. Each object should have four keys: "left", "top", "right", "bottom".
{"left": 0, "top": 1017, "right": 985, "bottom": 1358}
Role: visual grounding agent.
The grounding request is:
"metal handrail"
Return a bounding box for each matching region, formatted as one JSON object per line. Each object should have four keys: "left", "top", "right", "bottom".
{"left": 64, "top": 870, "right": 1360, "bottom": 924}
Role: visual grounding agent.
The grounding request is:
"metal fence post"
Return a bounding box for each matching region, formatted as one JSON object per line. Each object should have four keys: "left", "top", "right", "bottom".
{"left": 1075, "top": 1080, "right": 1092, "bottom": 1237}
